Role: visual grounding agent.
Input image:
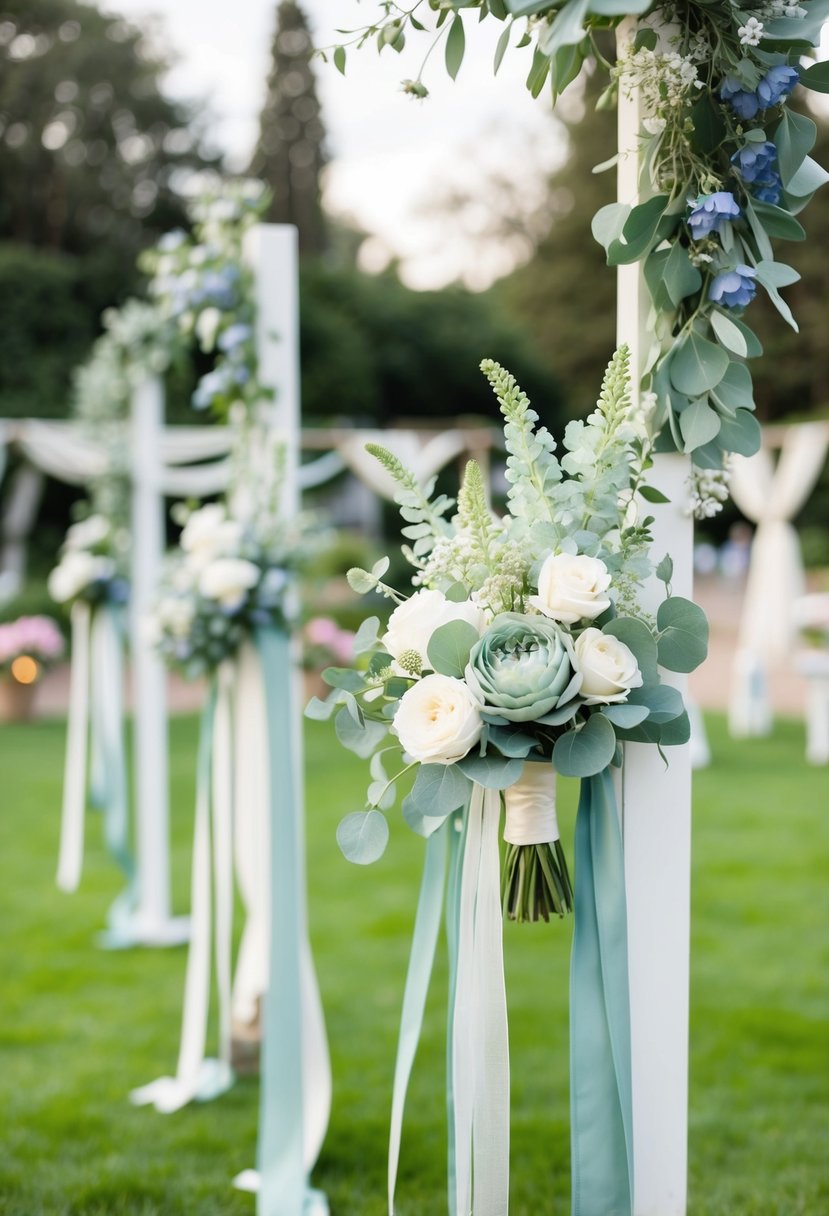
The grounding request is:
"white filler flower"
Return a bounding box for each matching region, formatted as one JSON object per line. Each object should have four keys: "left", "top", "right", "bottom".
{"left": 382, "top": 589, "right": 485, "bottom": 675}
{"left": 530, "top": 553, "right": 612, "bottom": 625}
{"left": 392, "top": 673, "right": 483, "bottom": 765}
{"left": 198, "top": 557, "right": 260, "bottom": 611}
{"left": 575, "top": 628, "right": 643, "bottom": 704}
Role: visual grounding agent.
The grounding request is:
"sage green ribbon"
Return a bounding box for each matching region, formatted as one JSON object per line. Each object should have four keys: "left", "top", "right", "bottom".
{"left": 88, "top": 603, "right": 138, "bottom": 945}
{"left": 256, "top": 627, "right": 328, "bottom": 1216}
{"left": 570, "top": 767, "right": 634, "bottom": 1216}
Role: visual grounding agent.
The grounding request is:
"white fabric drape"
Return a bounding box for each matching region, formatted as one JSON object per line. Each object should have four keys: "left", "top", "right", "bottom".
{"left": 729, "top": 422, "right": 829, "bottom": 736}
{"left": 336, "top": 429, "right": 468, "bottom": 500}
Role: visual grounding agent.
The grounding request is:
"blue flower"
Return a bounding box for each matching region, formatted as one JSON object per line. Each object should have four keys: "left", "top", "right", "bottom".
{"left": 217, "top": 322, "right": 252, "bottom": 353}
{"left": 721, "top": 65, "right": 799, "bottom": 119}
{"left": 192, "top": 366, "right": 232, "bottom": 409}
{"left": 709, "top": 264, "right": 758, "bottom": 309}
{"left": 757, "top": 64, "right": 799, "bottom": 108}
{"left": 688, "top": 191, "right": 741, "bottom": 237}
{"left": 731, "top": 140, "right": 777, "bottom": 183}
{"left": 753, "top": 173, "right": 783, "bottom": 205}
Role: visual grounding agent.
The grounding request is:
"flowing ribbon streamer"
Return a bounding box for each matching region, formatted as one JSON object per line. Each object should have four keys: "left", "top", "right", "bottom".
{"left": 444, "top": 810, "right": 465, "bottom": 1216}
{"left": 57, "top": 599, "right": 92, "bottom": 893}
{"left": 57, "top": 601, "right": 136, "bottom": 938}
{"left": 130, "top": 680, "right": 235, "bottom": 1111}
{"left": 570, "top": 767, "right": 634, "bottom": 1216}
{"left": 452, "top": 784, "right": 510, "bottom": 1216}
{"left": 252, "top": 625, "right": 331, "bottom": 1216}
{"left": 387, "top": 820, "right": 449, "bottom": 1215}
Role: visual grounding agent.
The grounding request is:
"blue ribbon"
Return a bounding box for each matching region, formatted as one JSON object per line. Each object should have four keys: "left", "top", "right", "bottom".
{"left": 88, "top": 603, "right": 137, "bottom": 945}
{"left": 256, "top": 626, "right": 322, "bottom": 1216}
{"left": 570, "top": 767, "right": 634, "bottom": 1216}
{"left": 444, "top": 808, "right": 465, "bottom": 1216}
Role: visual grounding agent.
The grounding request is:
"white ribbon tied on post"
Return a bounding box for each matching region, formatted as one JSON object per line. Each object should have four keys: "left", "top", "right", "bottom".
{"left": 452, "top": 783, "right": 510, "bottom": 1216}
{"left": 56, "top": 600, "right": 92, "bottom": 893}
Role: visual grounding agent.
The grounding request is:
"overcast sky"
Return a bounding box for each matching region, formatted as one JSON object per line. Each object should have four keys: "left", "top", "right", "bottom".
{"left": 104, "top": 0, "right": 566, "bottom": 287}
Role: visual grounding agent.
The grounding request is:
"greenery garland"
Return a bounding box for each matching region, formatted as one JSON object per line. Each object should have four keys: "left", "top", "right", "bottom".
{"left": 327, "top": 0, "right": 829, "bottom": 470}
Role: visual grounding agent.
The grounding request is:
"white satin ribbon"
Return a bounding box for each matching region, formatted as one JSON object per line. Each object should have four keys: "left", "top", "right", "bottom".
{"left": 503, "top": 761, "right": 559, "bottom": 846}
{"left": 130, "top": 665, "right": 236, "bottom": 1113}
{"left": 452, "top": 784, "right": 510, "bottom": 1216}
{"left": 57, "top": 600, "right": 91, "bottom": 893}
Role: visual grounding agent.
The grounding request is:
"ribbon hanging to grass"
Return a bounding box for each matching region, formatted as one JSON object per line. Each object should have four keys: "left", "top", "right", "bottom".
{"left": 57, "top": 601, "right": 137, "bottom": 939}
{"left": 253, "top": 625, "right": 331, "bottom": 1216}
{"left": 570, "top": 766, "right": 634, "bottom": 1216}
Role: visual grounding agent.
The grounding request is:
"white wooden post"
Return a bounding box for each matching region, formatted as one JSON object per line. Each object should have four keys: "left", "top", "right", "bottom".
{"left": 617, "top": 20, "right": 692, "bottom": 1215}
{"left": 128, "top": 375, "right": 190, "bottom": 947}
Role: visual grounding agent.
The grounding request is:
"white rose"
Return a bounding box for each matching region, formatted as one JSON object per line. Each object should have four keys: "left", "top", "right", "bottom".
{"left": 48, "top": 552, "right": 114, "bottom": 603}
{"left": 198, "top": 557, "right": 260, "bottom": 611}
{"left": 392, "top": 673, "right": 483, "bottom": 765}
{"left": 158, "top": 596, "right": 195, "bottom": 638}
{"left": 181, "top": 505, "right": 242, "bottom": 569}
{"left": 530, "top": 553, "right": 612, "bottom": 626}
{"left": 575, "top": 628, "right": 643, "bottom": 704}
{"left": 64, "top": 515, "right": 110, "bottom": 552}
{"left": 195, "top": 306, "right": 223, "bottom": 350}
{"left": 382, "top": 589, "right": 486, "bottom": 675}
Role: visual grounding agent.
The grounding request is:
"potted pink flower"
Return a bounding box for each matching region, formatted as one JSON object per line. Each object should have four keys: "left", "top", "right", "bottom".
{"left": 0, "top": 615, "right": 65, "bottom": 722}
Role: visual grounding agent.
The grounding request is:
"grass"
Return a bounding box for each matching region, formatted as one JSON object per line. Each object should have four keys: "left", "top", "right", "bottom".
{"left": 0, "top": 712, "right": 827, "bottom": 1215}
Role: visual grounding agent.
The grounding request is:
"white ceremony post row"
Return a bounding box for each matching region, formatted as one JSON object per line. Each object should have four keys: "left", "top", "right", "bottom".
{"left": 616, "top": 19, "right": 693, "bottom": 1216}
{"left": 128, "top": 376, "right": 190, "bottom": 947}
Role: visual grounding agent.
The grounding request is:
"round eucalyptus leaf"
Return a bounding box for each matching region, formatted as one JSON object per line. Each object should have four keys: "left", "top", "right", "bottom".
{"left": 336, "top": 810, "right": 389, "bottom": 865}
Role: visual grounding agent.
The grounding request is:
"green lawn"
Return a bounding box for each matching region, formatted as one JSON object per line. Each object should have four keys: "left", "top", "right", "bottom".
{"left": 1, "top": 714, "right": 827, "bottom": 1215}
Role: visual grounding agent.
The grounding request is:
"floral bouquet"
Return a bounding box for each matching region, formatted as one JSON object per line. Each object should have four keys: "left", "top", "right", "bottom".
{"left": 311, "top": 348, "right": 707, "bottom": 922}
{"left": 0, "top": 615, "right": 64, "bottom": 683}
{"left": 48, "top": 514, "right": 129, "bottom": 610}
{"left": 148, "top": 499, "right": 294, "bottom": 680}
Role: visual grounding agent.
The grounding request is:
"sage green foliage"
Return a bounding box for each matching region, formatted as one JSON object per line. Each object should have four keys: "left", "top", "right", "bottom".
{"left": 1, "top": 714, "right": 827, "bottom": 1213}
{"left": 364, "top": 443, "right": 453, "bottom": 561}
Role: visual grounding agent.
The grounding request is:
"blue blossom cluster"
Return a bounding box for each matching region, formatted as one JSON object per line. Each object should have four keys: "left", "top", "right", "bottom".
{"left": 709, "top": 265, "right": 757, "bottom": 309}
{"left": 720, "top": 65, "right": 799, "bottom": 120}
{"left": 688, "top": 191, "right": 741, "bottom": 237}
{"left": 731, "top": 141, "right": 782, "bottom": 205}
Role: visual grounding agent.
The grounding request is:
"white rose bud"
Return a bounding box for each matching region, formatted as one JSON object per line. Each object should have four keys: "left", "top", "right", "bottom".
{"left": 198, "top": 557, "right": 260, "bottom": 612}
{"left": 530, "top": 553, "right": 612, "bottom": 625}
{"left": 575, "top": 628, "right": 643, "bottom": 704}
{"left": 392, "top": 673, "right": 483, "bottom": 765}
{"left": 64, "top": 514, "right": 110, "bottom": 552}
{"left": 382, "top": 589, "right": 485, "bottom": 676}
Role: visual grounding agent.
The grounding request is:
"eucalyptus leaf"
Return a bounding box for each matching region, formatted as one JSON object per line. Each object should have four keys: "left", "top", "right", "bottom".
{"left": 656, "top": 597, "right": 709, "bottom": 673}
{"left": 628, "top": 682, "right": 685, "bottom": 723}
{"left": 775, "top": 108, "right": 816, "bottom": 188}
{"left": 457, "top": 753, "right": 524, "bottom": 789}
{"left": 336, "top": 810, "right": 389, "bottom": 865}
{"left": 799, "top": 59, "right": 829, "bottom": 93}
{"left": 717, "top": 409, "right": 762, "bottom": 456}
{"left": 402, "top": 795, "right": 451, "bottom": 839}
{"left": 599, "top": 702, "right": 650, "bottom": 728}
{"left": 711, "top": 361, "right": 755, "bottom": 414}
{"left": 353, "top": 615, "right": 380, "bottom": 655}
{"left": 710, "top": 310, "right": 749, "bottom": 358}
{"left": 445, "top": 14, "right": 466, "bottom": 80}
{"left": 410, "top": 763, "right": 472, "bottom": 815}
{"left": 655, "top": 554, "right": 673, "bottom": 585}
{"left": 670, "top": 332, "right": 729, "bottom": 396}
{"left": 553, "top": 712, "right": 617, "bottom": 777}
{"left": 335, "top": 708, "right": 388, "bottom": 758}
{"left": 304, "top": 693, "right": 338, "bottom": 721}
{"left": 486, "top": 725, "right": 540, "bottom": 758}
{"left": 427, "top": 620, "right": 480, "bottom": 678}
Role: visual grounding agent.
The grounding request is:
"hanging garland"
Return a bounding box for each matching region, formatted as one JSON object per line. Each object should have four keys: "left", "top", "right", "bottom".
{"left": 327, "top": 0, "right": 829, "bottom": 470}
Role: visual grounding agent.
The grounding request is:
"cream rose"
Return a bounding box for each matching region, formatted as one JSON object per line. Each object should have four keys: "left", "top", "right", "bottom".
{"left": 392, "top": 673, "right": 483, "bottom": 765}
{"left": 529, "top": 553, "right": 612, "bottom": 625}
{"left": 575, "top": 628, "right": 643, "bottom": 704}
{"left": 48, "top": 552, "right": 114, "bottom": 603}
{"left": 181, "top": 505, "right": 243, "bottom": 569}
{"left": 382, "top": 589, "right": 485, "bottom": 676}
{"left": 64, "top": 514, "right": 110, "bottom": 551}
{"left": 198, "top": 557, "right": 260, "bottom": 611}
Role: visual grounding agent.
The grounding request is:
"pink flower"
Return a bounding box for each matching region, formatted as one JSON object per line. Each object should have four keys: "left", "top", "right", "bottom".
{"left": 0, "top": 616, "right": 65, "bottom": 664}
{"left": 304, "top": 617, "right": 355, "bottom": 665}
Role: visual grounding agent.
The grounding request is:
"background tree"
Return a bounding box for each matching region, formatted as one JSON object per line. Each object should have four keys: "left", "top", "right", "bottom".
{"left": 249, "top": 1, "right": 328, "bottom": 256}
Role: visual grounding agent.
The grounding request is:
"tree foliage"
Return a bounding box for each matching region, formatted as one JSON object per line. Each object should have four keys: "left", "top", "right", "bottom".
{"left": 299, "top": 262, "right": 564, "bottom": 427}
{"left": 249, "top": 2, "right": 328, "bottom": 256}
{"left": 0, "top": 0, "right": 216, "bottom": 262}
